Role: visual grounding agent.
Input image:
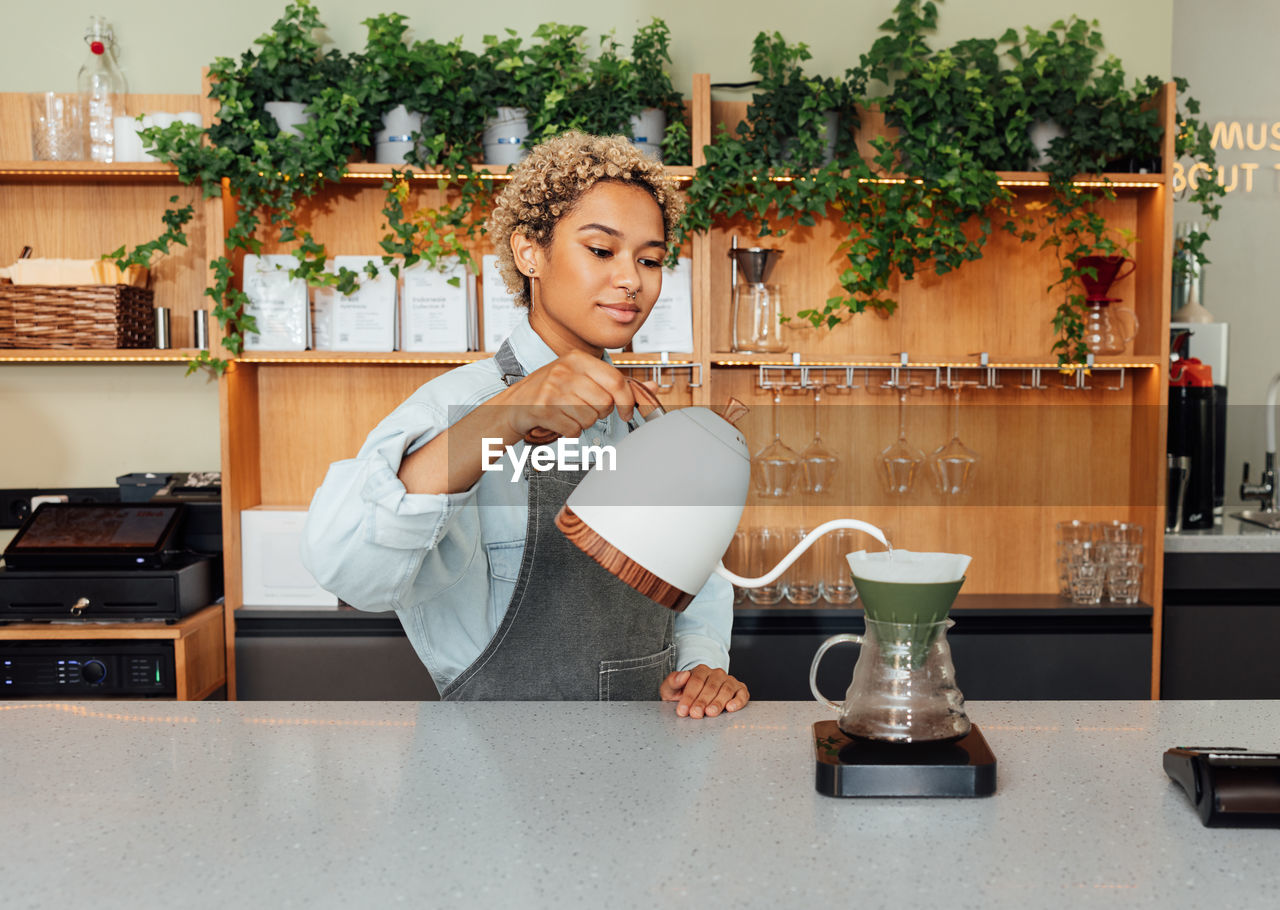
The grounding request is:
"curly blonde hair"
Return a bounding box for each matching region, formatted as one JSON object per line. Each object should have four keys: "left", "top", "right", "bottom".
{"left": 486, "top": 131, "right": 685, "bottom": 308}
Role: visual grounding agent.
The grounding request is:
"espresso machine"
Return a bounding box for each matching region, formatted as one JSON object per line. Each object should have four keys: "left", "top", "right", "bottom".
{"left": 1171, "top": 322, "right": 1230, "bottom": 515}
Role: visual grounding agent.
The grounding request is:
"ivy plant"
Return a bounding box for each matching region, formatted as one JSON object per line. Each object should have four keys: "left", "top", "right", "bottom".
{"left": 680, "top": 32, "right": 861, "bottom": 239}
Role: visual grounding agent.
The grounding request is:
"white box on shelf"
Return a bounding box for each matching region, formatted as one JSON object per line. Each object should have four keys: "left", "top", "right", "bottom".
{"left": 312, "top": 256, "right": 398, "bottom": 352}
{"left": 481, "top": 254, "right": 526, "bottom": 351}
{"left": 400, "top": 258, "right": 469, "bottom": 352}
{"left": 631, "top": 256, "right": 694, "bottom": 353}
{"left": 242, "top": 254, "right": 309, "bottom": 351}
{"left": 240, "top": 507, "right": 338, "bottom": 608}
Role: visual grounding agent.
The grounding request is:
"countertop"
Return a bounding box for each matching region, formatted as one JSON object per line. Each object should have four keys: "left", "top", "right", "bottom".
{"left": 4, "top": 700, "right": 1279, "bottom": 909}
{"left": 1164, "top": 514, "right": 1280, "bottom": 553}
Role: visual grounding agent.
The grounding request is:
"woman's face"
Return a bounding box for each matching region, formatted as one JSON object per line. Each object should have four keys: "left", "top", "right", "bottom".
{"left": 515, "top": 180, "right": 667, "bottom": 357}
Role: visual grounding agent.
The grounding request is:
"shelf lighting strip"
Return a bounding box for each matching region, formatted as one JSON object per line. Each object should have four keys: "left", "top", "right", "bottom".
{"left": 767, "top": 175, "right": 1161, "bottom": 189}
{"left": 0, "top": 164, "right": 1154, "bottom": 189}
{"left": 0, "top": 352, "right": 196, "bottom": 363}
{"left": 340, "top": 170, "right": 695, "bottom": 183}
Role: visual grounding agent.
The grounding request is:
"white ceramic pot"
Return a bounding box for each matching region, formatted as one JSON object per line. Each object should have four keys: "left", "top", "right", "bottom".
{"left": 375, "top": 104, "right": 426, "bottom": 164}
{"left": 264, "top": 101, "right": 311, "bottom": 137}
{"left": 1028, "top": 120, "right": 1065, "bottom": 170}
{"left": 482, "top": 107, "right": 530, "bottom": 165}
{"left": 818, "top": 110, "right": 840, "bottom": 165}
{"left": 629, "top": 108, "right": 666, "bottom": 161}
{"left": 781, "top": 111, "right": 840, "bottom": 165}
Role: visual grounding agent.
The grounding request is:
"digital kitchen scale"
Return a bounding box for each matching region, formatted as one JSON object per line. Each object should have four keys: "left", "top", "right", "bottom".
{"left": 813, "top": 720, "right": 997, "bottom": 798}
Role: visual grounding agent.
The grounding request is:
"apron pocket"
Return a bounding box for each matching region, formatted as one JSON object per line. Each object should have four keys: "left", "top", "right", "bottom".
{"left": 485, "top": 539, "right": 524, "bottom": 627}
{"left": 598, "top": 644, "right": 676, "bottom": 702}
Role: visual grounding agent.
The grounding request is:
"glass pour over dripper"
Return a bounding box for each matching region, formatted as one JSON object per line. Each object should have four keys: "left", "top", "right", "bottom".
{"left": 730, "top": 247, "right": 786, "bottom": 354}
{"left": 811, "top": 548, "right": 975, "bottom": 743}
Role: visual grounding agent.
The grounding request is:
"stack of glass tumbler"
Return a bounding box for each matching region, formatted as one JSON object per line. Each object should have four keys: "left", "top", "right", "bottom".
{"left": 1056, "top": 520, "right": 1145, "bottom": 604}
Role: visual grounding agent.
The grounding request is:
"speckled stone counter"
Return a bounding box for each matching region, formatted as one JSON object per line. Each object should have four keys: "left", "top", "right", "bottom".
{"left": 5, "top": 700, "right": 1279, "bottom": 909}
{"left": 1164, "top": 514, "right": 1280, "bottom": 552}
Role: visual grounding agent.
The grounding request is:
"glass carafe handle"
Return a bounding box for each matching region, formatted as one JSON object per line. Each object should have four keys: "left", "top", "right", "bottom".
{"left": 809, "top": 633, "right": 863, "bottom": 711}
{"left": 1114, "top": 306, "right": 1140, "bottom": 344}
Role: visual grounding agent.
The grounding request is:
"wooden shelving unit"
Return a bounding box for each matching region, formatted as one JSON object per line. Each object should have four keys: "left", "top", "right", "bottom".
{"left": 0, "top": 90, "right": 225, "bottom": 699}
{"left": 0, "top": 604, "right": 227, "bottom": 700}
{"left": 2, "top": 75, "right": 1175, "bottom": 698}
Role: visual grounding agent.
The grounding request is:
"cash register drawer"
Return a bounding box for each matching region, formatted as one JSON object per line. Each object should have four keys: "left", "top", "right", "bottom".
{"left": 0, "top": 556, "right": 216, "bottom": 622}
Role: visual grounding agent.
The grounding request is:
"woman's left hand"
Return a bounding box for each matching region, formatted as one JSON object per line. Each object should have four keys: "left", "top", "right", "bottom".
{"left": 659, "top": 665, "right": 750, "bottom": 719}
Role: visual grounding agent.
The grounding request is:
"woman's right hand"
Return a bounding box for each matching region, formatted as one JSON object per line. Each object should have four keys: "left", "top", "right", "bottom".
{"left": 495, "top": 350, "right": 642, "bottom": 444}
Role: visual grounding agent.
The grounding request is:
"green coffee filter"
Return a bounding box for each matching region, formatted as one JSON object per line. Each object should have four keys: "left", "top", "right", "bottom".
{"left": 845, "top": 550, "right": 971, "bottom": 666}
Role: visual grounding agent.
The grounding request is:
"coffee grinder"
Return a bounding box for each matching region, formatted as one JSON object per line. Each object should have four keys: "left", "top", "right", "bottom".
{"left": 1168, "top": 336, "right": 1218, "bottom": 530}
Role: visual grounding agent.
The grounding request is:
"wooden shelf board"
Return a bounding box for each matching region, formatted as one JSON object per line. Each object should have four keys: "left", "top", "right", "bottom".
{"left": 0, "top": 161, "right": 1142, "bottom": 188}
{"left": 994, "top": 171, "right": 1164, "bottom": 188}
{"left": 0, "top": 161, "right": 181, "bottom": 182}
{"left": 339, "top": 163, "right": 696, "bottom": 183}
{"left": 741, "top": 169, "right": 1162, "bottom": 188}
{"left": 0, "top": 348, "right": 202, "bottom": 363}
{"left": 235, "top": 350, "right": 489, "bottom": 365}
{"left": 0, "top": 604, "right": 222, "bottom": 641}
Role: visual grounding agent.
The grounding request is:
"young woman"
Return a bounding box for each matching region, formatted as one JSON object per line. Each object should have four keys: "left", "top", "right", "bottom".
{"left": 303, "top": 132, "right": 749, "bottom": 718}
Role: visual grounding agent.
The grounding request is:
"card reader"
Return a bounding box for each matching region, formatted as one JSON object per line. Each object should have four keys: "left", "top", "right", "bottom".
{"left": 1164, "top": 746, "right": 1280, "bottom": 827}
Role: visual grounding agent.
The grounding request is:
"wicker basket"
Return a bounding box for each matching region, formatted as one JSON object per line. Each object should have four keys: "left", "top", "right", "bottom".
{"left": 0, "top": 285, "right": 156, "bottom": 349}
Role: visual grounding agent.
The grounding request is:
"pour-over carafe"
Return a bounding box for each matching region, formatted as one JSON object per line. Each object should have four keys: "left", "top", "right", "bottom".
{"left": 811, "top": 617, "right": 969, "bottom": 742}
{"left": 1076, "top": 255, "right": 1139, "bottom": 355}
{"left": 729, "top": 247, "right": 786, "bottom": 353}
{"left": 809, "top": 550, "right": 973, "bottom": 743}
{"left": 1082, "top": 301, "right": 1140, "bottom": 355}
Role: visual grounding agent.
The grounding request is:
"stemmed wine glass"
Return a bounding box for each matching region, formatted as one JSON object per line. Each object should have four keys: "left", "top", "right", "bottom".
{"left": 800, "top": 386, "right": 839, "bottom": 494}
{"left": 877, "top": 387, "right": 925, "bottom": 495}
{"left": 929, "top": 383, "right": 980, "bottom": 497}
{"left": 752, "top": 389, "right": 799, "bottom": 498}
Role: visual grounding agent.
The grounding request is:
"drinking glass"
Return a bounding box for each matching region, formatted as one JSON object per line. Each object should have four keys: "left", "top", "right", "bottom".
{"left": 752, "top": 390, "right": 799, "bottom": 498}
{"left": 1068, "top": 560, "right": 1105, "bottom": 604}
{"left": 877, "top": 388, "right": 925, "bottom": 496}
{"left": 929, "top": 384, "right": 979, "bottom": 497}
{"left": 1106, "top": 562, "right": 1143, "bottom": 604}
{"left": 1103, "top": 541, "right": 1144, "bottom": 603}
{"left": 784, "top": 527, "right": 821, "bottom": 605}
{"left": 1055, "top": 520, "right": 1094, "bottom": 596}
{"left": 745, "top": 526, "right": 786, "bottom": 605}
{"left": 1098, "top": 521, "right": 1144, "bottom": 546}
{"left": 800, "top": 387, "right": 840, "bottom": 494}
{"left": 30, "top": 92, "right": 85, "bottom": 161}
{"left": 820, "top": 529, "right": 858, "bottom": 604}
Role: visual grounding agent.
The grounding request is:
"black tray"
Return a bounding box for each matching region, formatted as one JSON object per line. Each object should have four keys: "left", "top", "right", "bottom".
{"left": 814, "top": 720, "right": 997, "bottom": 798}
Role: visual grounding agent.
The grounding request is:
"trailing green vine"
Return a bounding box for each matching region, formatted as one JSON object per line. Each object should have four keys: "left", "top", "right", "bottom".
{"left": 114, "top": 5, "right": 691, "bottom": 373}
{"left": 113, "top": 0, "right": 1222, "bottom": 370}
{"left": 106, "top": 195, "right": 195, "bottom": 272}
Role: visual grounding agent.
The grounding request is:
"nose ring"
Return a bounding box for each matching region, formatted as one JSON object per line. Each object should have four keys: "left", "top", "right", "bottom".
{"left": 625, "top": 288, "right": 637, "bottom": 301}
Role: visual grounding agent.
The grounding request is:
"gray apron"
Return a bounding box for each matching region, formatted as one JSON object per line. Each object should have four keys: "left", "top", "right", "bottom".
{"left": 441, "top": 341, "right": 676, "bottom": 701}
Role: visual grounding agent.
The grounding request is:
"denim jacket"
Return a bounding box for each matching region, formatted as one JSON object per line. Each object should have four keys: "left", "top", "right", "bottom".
{"left": 301, "top": 317, "right": 733, "bottom": 693}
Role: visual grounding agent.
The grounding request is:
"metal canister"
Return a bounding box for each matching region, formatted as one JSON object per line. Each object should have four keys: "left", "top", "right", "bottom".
{"left": 154, "top": 307, "right": 171, "bottom": 349}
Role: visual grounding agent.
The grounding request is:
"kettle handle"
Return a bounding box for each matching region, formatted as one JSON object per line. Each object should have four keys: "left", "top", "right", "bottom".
{"left": 524, "top": 378, "right": 665, "bottom": 445}
{"left": 809, "top": 633, "right": 863, "bottom": 711}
